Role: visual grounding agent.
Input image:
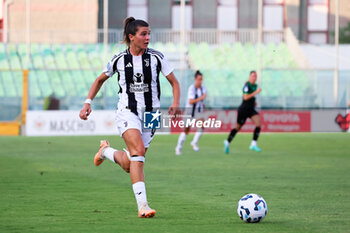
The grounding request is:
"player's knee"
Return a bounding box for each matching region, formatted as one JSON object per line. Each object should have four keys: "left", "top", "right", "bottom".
{"left": 129, "top": 145, "right": 145, "bottom": 163}
{"left": 130, "top": 155, "right": 145, "bottom": 163}
{"left": 130, "top": 146, "right": 145, "bottom": 157}
{"left": 136, "top": 148, "right": 146, "bottom": 156}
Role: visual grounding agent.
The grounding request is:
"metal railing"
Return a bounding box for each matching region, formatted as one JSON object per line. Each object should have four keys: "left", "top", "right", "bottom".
{"left": 1, "top": 68, "right": 349, "bottom": 122}
{"left": 3, "top": 29, "right": 284, "bottom": 44}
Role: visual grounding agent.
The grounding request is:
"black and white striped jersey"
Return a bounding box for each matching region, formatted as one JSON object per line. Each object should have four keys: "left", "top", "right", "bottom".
{"left": 103, "top": 48, "right": 173, "bottom": 118}
{"left": 186, "top": 84, "right": 207, "bottom": 116}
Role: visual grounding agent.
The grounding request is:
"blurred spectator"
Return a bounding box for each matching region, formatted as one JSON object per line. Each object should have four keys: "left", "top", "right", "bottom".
{"left": 43, "top": 93, "right": 60, "bottom": 110}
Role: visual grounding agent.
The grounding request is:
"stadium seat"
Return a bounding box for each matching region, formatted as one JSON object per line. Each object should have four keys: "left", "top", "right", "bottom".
{"left": 0, "top": 43, "right": 5, "bottom": 54}
{"left": 34, "top": 70, "right": 53, "bottom": 97}
{"left": 0, "top": 83, "right": 4, "bottom": 97}
{"left": 13, "top": 71, "right": 23, "bottom": 93}
{"left": 70, "top": 70, "right": 89, "bottom": 96}
{"left": 28, "top": 72, "right": 42, "bottom": 98}
{"left": 159, "top": 74, "right": 173, "bottom": 97}
{"left": 6, "top": 44, "right": 17, "bottom": 54}
{"left": 1, "top": 72, "right": 18, "bottom": 97}
{"left": 165, "top": 42, "right": 177, "bottom": 52}
{"left": 65, "top": 49, "right": 80, "bottom": 69}
{"left": 81, "top": 70, "right": 97, "bottom": 85}
{"left": 30, "top": 43, "right": 40, "bottom": 54}
{"left": 74, "top": 44, "right": 85, "bottom": 53}
{"left": 58, "top": 70, "right": 78, "bottom": 96}
{"left": 17, "top": 44, "right": 29, "bottom": 68}
{"left": 5, "top": 44, "right": 21, "bottom": 70}
{"left": 0, "top": 73, "right": 6, "bottom": 97}
{"left": 188, "top": 42, "right": 298, "bottom": 70}
{"left": 42, "top": 45, "right": 57, "bottom": 69}
{"left": 0, "top": 53, "right": 10, "bottom": 69}
{"left": 47, "top": 71, "right": 66, "bottom": 97}
{"left": 54, "top": 44, "right": 69, "bottom": 69}
{"left": 32, "top": 54, "right": 45, "bottom": 69}
{"left": 77, "top": 49, "right": 91, "bottom": 69}
{"left": 110, "top": 43, "right": 123, "bottom": 55}
{"left": 9, "top": 54, "right": 22, "bottom": 70}
{"left": 87, "top": 44, "right": 104, "bottom": 69}
{"left": 154, "top": 42, "right": 165, "bottom": 51}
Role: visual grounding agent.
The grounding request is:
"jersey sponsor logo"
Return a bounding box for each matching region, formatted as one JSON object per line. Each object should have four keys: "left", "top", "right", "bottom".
{"left": 143, "top": 110, "right": 161, "bottom": 129}
{"left": 126, "top": 62, "right": 133, "bottom": 68}
{"left": 133, "top": 73, "right": 144, "bottom": 83}
{"left": 130, "top": 73, "right": 149, "bottom": 93}
{"left": 130, "top": 84, "right": 149, "bottom": 93}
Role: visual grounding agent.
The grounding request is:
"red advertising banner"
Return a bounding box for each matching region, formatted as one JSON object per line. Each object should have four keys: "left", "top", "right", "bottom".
{"left": 170, "top": 110, "right": 311, "bottom": 133}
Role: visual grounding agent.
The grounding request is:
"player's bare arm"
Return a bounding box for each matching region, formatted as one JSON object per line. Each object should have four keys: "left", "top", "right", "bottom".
{"left": 79, "top": 73, "right": 109, "bottom": 120}
{"left": 189, "top": 93, "right": 207, "bottom": 104}
{"left": 243, "top": 88, "right": 261, "bottom": 101}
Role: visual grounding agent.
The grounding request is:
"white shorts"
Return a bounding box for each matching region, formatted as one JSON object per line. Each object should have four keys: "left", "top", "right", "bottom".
{"left": 116, "top": 108, "right": 156, "bottom": 148}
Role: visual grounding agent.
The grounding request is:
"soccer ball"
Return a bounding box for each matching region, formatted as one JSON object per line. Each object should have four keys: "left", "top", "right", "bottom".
{"left": 237, "top": 193, "right": 268, "bottom": 223}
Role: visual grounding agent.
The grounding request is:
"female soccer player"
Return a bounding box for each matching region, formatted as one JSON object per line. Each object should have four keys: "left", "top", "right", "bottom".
{"left": 224, "top": 70, "right": 262, "bottom": 153}
{"left": 175, "top": 70, "right": 207, "bottom": 155}
{"left": 79, "top": 17, "right": 180, "bottom": 218}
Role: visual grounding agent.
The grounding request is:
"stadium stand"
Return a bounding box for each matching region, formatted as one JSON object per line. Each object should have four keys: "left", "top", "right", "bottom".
{"left": 0, "top": 42, "right": 312, "bottom": 111}
{"left": 188, "top": 42, "right": 297, "bottom": 70}
{"left": 186, "top": 42, "right": 318, "bottom": 108}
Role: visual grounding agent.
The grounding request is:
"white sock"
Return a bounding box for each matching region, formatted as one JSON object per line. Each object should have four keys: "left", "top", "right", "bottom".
{"left": 102, "top": 147, "right": 117, "bottom": 163}
{"left": 132, "top": 181, "right": 148, "bottom": 210}
{"left": 192, "top": 129, "right": 204, "bottom": 144}
{"left": 251, "top": 140, "right": 257, "bottom": 146}
{"left": 176, "top": 132, "right": 187, "bottom": 149}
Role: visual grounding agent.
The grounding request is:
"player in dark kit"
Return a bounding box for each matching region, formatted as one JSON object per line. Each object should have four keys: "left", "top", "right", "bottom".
{"left": 224, "top": 71, "right": 262, "bottom": 153}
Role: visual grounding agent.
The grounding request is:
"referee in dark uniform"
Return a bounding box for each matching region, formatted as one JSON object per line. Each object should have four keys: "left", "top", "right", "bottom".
{"left": 224, "top": 70, "right": 262, "bottom": 153}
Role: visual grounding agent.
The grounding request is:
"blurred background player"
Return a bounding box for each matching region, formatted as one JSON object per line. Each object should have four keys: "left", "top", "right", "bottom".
{"left": 175, "top": 70, "right": 207, "bottom": 155}
{"left": 79, "top": 17, "right": 180, "bottom": 218}
{"left": 224, "top": 70, "right": 262, "bottom": 153}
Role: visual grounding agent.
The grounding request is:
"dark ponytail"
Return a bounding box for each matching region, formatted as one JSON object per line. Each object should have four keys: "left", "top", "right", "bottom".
{"left": 122, "top": 17, "right": 149, "bottom": 47}
{"left": 194, "top": 70, "right": 202, "bottom": 79}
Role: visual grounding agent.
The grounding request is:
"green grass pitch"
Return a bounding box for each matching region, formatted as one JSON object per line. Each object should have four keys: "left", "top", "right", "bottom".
{"left": 1, "top": 133, "right": 349, "bottom": 232}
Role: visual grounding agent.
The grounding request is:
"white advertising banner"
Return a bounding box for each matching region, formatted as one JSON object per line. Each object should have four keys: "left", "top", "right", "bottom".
{"left": 26, "top": 110, "right": 119, "bottom": 136}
